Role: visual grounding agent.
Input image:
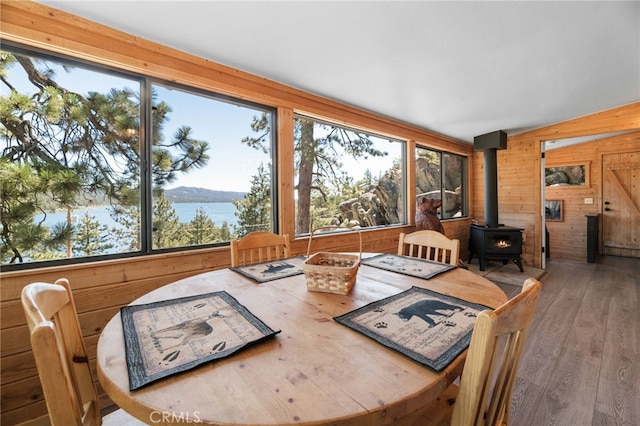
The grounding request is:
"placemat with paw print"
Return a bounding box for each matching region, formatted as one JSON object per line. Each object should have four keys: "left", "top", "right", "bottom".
{"left": 334, "top": 286, "right": 489, "bottom": 371}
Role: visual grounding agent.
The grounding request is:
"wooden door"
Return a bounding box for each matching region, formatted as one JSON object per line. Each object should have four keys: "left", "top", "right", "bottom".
{"left": 602, "top": 152, "right": 640, "bottom": 257}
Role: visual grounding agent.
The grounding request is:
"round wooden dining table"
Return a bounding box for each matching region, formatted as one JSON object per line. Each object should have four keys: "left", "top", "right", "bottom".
{"left": 97, "top": 254, "right": 507, "bottom": 425}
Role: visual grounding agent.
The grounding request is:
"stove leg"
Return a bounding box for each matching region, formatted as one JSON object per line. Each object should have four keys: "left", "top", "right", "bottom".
{"left": 479, "top": 258, "right": 486, "bottom": 271}
{"left": 513, "top": 259, "right": 524, "bottom": 272}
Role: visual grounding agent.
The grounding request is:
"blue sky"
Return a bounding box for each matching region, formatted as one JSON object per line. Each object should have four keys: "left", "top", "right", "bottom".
{"left": 153, "top": 84, "right": 271, "bottom": 192}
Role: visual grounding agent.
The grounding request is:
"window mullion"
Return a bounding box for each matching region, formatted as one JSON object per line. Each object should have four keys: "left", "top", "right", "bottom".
{"left": 141, "top": 79, "right": 154, "bottom": 253}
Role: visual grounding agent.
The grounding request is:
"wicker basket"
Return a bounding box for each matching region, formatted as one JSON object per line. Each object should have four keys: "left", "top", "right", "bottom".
{"left": 303, "top": 226, "right": 362, "bottom": 295}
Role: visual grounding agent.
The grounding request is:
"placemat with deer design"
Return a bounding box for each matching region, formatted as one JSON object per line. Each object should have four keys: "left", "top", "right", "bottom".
{"left": 121, "top": 291, "right": 280, "bottom": 390}
{"left": 230, "top": 256, "right": 306, "bottom": 283}
{"left": 334, "top": 286, "right": 489, "bottom": 371}
{"left": 361, "top": 254, "right": 455, "bottom": 279}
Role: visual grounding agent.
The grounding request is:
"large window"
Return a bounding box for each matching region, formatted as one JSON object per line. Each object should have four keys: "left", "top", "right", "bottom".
{"left": 293, "top": 115, "right": 405, "bottom": 235}
{"left": 149, "top": 83, "right": 274, "bottom": 249}
{"left": 0, "top": 46, "right": 275, "bottom": 269}
{"left": 415, "top": 146, "right": 467, "bottom": 219}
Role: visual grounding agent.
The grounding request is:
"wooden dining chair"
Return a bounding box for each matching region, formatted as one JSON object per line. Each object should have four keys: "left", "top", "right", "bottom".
{"left": 21, "top": 278, "right": 144, "bottom": 426}
{"left": 398, "top": 230, "right": 460, "bottom": 266}
{"left": 411, "top": 277, "right": 542, "bottom": 426}
{"left": 230, "top": 231, "right": 291, "bottom": 267}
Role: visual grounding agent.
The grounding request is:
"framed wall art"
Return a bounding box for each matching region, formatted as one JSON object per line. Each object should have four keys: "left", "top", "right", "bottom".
{"left": 545, "top": 163, "right": 589, "bottom": 187}
{"left": 545, "top": 200, "right": 563, "bottom": 222}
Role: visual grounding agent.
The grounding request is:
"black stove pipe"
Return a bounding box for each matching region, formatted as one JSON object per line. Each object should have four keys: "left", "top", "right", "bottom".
{"left": 473, "top": 130, "right": 507, "bottom": 229}
{"left": 483, "top": 148, "right": 499, "bottom": 228}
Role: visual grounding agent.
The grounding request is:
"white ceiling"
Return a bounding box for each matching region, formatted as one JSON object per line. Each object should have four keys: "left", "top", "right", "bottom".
{"left": 39, "top": 1, "right": 640, "bottom": 144}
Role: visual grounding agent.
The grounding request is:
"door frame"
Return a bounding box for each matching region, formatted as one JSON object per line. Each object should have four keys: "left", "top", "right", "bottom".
{"left": 530, "top": 103, "right": 639, "bottom": 269}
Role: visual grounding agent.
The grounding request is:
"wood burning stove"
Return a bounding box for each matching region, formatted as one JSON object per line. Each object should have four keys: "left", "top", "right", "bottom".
{"left": 469, "top": 130, "right": 523, "bottom": 272}
{"left": 469, "top": 224, "right": 524, "bottom": 272}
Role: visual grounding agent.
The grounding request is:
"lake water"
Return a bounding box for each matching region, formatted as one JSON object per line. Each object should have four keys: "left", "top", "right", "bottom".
{"left": 34, "top": 202, "right": 239, "bottom": 229}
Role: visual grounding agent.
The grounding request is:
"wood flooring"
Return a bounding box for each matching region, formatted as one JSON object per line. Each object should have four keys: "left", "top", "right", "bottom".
{"left": 494, "top": 256, "right": 640, "bottom": 426}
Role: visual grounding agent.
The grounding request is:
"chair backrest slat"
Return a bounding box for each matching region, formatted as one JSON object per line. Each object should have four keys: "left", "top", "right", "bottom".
{"left": 230, "top": 231, "right": 291, "bottom": 267}
{"left": 397, "top": 230, "right": 460, "bottom": 266}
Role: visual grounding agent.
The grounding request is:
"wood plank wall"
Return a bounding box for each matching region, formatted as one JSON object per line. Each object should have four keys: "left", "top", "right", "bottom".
{"left": 544, "top": 131, "right": 640, "bottom": 261}
{"left": 472, "top": 103, "right": 640, "bottom": 268}
{"left": 1, "top": 2, "right": 638, "bottom": 424}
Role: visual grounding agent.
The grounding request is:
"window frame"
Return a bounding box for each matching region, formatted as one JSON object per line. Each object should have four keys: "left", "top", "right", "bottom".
{"left": 415, "top": 144, "right": 469, "bottom": 221}
{"left": 146, "top": 79, "right": 279, "bottom": 251}
{"left": 292, "top": 113, "right": 407, "bottom": 236}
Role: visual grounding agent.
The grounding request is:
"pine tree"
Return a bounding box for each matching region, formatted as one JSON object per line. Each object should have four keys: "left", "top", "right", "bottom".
{"left": 218, "top": 221, "right": 233, "bottom": 242}
{"left": 152, "top": 193, "right": 185, "bottom": 248}
{"left": 233, "top": 162, "right": 271, "bottom": 237}
{"left": 73, "top": 212, "right": 113, "bottom": 256}
{"left": 110, "top": 204, "right": 141, "bottom": 252}
{"left": 0, "top": 161, "right": 74, "bottom": 263}
{"left": 186, "top": 208, "right": 217, "bottom": 245}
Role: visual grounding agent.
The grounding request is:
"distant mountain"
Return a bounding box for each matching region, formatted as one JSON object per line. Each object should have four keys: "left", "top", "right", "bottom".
{"left": 165, "top": 186, "right": 247, "bottom": 203}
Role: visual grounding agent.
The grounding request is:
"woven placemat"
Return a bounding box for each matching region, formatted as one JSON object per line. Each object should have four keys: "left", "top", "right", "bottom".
{"left": 362, "top": 254, "right": 455, "bottom": 279}
{"left": 334, "top": 286, "right": 489, "bottom": 371}
{"left": 230, "top": 256, "right": 306, "bottom": 283}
